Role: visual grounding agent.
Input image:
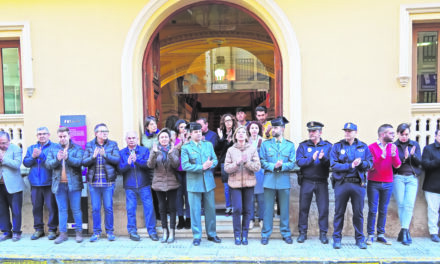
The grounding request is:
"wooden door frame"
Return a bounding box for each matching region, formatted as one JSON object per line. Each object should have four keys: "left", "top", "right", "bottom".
{"left": 142, "top": 1, "right": 283, "bottom": 124}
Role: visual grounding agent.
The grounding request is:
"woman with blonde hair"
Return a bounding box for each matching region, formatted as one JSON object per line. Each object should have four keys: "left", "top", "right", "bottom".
{"left": 224, "top": 126, "right": 261, "bottom": 245}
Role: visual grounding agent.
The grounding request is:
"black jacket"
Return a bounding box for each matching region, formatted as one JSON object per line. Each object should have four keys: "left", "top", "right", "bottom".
{"left": 394, "top": 139, "right": 422, "bottom": 176}
{"left": 422, "top": 140, "right": 440, "bottom": 194}
{"left": 82, "top": 138, "right": 120, "bottom": 183}
{"left": 296, "top": 139, "right": 332, "bottom": 181}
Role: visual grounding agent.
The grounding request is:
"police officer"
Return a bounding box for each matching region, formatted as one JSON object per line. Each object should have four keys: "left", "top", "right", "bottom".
{"left": 260, "top": 116, "right": 296, "bottom": 245}
{"left": 296, "top": 121, "right": 332, "bottom": 244}
{"left": 330, "top": 122, "right": 372, "bottom": 249}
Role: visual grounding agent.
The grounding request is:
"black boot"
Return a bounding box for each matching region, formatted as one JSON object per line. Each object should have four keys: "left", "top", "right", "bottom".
{"left": 177, "top": 216, "right": 185, "bottom": 230}
{"left": 184, "top": 218, "right": 191, "bottom": 229}
{"left": 297, "top": 232, "right": 307, "bottom": 243}
{"left": 407, "top": 229, "right": 412, "bottom": 244}
{"left": 402, "top": 228, "right": 410, "bottom": 246}
{"left": 161, "top": 228, "right": 169, "bottom": 243}
{"left": 397, "top": 228, "right": 403, "bottom": 242}
{"left": 168, "top": 229, "right": 175, "bottom": 244}
{"left": 242, "top": 231, "right": 248, "bottom": 245}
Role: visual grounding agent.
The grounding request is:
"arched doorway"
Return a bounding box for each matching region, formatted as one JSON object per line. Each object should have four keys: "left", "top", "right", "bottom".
{"left": 142, "top": 2, "right": 282, "bottom": 129}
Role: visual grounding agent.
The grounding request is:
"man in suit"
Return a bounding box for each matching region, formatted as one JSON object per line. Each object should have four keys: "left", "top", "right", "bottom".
{"left": 0, "top": 131, "right": 24, "bottom": 242}
{"left": 259, "top": 116, "right": 296, "bottom": 245}
{"left": 181, "top": 122, "right": 220, "bottom": 246}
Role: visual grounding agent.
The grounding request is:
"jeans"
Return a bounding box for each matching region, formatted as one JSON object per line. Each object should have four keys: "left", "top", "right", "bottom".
{"left": 125, "top": 186, "right": 157, "bottom": 235}
{"left": 55, "top": 183, "right": 82, "bottom": 233}
{"left": 298, "top": 180, "right": 329, "bottom": 233}
{"left": 262, "top": 188, "right": 291, "bottom": 238}
{"left": 333, "top": 182, "right": 365, "bottom": 242}
{"left": 89, "top": 184, "right": 114, "bottom": 234}
{"left": 231, "top": 187, "right": 254, "bottom": 237}
{"left": 221, "top": 164, "right": 231, "bottom": 208}
{"left": 425, "top": 191, "right": 440, "bottom": 234}
{"left": 155, "top": 189, "right": 177, "bottom": 229}
{"left": 0, "top": 185, "right": 22, "bottom": 235}
{"left": 31, "top": 186, "right": 58, "bottom": 232}
{"left": 250, "top": 193, "right": 264, "bottom": 220}
{"left": 176, "top": 171, "right": 190, "bottom": 218}
{"left": 367, "top": 181, "right": 393, "bottom": 235}
{"left": 393, "top": 174, "right": 418, "bottom": 229}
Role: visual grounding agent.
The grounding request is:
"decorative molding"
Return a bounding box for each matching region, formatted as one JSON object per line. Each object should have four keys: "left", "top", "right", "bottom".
{"left": 411, "top": 103, "right": 440, "bottom": 114}
{"left": 121, "top": 0, "right": 302, "bottom": 144}
{"left": 399, "top": 4, "right": 440, "bottom": 88}
{"left": 0, "top": 21, "right": 34, "bottom": 97}
{"left": 0, "top": 114, "right": 24, "bottom": 123}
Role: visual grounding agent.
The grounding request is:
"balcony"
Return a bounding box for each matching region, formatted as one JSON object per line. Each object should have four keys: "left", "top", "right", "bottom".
{"left": 0, "top": 114, "right": 24, "bottom": 149}
{"left": 411, "top": 103, "right": 440, "bottom": 150}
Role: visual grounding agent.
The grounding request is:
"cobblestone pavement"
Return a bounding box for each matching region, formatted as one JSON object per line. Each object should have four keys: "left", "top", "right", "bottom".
{"left": 0, "top": 233, "right": 439, "bottom": 263}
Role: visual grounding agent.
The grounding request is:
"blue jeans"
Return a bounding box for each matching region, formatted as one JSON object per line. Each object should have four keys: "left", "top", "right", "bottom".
{"left": 125, "top": 186, "right": 156, "bottom": 235}
{"left": 250, "top": 193, "right": 264, "bottom": 220}
{"left": 55, "top": 183, "right": 82, "bottom": 233}
{"left": 367, "top": 181, "right": 393, "bottom": 235}
{"left": 231, "top": 187, "right": 254, "bottom": 237}
{"left": 393, "top": 174, "right": 418, "bottom": 229}
{"left": 89, "top": 184, "right": 114, "bottom": 234}
{"left": 176, "top": 171, "right": 190, "bottom": 218}
{"left": 0, "top": 184, "right": 22, "bottom": 235}
{"left": 221, "top": 164, "right": 231, "bottom": 208}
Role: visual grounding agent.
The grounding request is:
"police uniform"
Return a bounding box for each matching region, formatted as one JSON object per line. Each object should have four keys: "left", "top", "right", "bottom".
{"left": 180, "top": 123, "right": 220, "bottom": 246}
{"left": 296, "top": 121, "right": 332, "bottom": 244}
{"left": 330, "top": 123, "right": 372, "bottom": 249}
{"left": 259, "top": 117, "right": 296, "bottom": 245}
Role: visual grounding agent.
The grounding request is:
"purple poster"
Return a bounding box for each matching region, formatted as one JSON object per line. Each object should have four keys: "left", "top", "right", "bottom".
{"left": 60, "top": 115, "right": 87, "bottom": 149}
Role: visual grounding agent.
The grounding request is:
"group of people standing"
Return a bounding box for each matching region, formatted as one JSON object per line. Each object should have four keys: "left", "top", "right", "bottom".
{"left": 0, "top": 106, "right": 439, "bottom": 249}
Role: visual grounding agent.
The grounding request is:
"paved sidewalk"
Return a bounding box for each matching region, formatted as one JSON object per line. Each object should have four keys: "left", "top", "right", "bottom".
{"left": 0, "top": 233, "right": 439, "bottom": 263}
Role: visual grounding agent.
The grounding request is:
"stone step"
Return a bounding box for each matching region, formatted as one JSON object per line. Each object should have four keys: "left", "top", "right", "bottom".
{"left": 138, "top": 216, "right": 282, "bottom": 238}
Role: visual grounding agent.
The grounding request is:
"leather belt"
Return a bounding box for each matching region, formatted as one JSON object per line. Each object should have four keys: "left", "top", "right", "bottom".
{"left": 343, "top": 177, "right": 361, "bottom": 183}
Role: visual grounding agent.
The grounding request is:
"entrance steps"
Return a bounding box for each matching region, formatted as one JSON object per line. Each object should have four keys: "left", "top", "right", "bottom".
{"left": 138, "top": 215, "right": 281, "bottom": 238}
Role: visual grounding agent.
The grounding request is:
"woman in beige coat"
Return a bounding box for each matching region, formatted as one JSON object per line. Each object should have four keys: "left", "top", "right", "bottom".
{"left": 224, "top": 126, "right": 261, "bottom": 246}
{"left": 147, "top": 128, "right": 180, "bottom": 243}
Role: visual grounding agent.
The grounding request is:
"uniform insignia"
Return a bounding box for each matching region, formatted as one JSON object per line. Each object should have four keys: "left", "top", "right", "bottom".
{"left": 347, "top": 123, "right": 351, "bottom": 129}
{"left": 358, "top": 149, "right": 364, "bottom": 152}
{"left": 307, "top": 147, "right": 312, "bottom": 152}
{"left": 341, "top": 149, "right": 345, "bottom": 154}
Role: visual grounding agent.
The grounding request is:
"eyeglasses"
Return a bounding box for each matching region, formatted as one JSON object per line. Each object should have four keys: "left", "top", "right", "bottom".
{"left": 37, "top": 133, "right": 49, "bottom": 136}
{"left": 97, "top": 130, "right": 109, "bottom": 133}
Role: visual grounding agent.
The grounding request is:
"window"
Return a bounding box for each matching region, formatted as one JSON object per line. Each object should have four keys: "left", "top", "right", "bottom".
{"left": 413, "top": 24, "right": 440, "bottom": 103}
{"left": 0, "top": 40, "right": 22, "bottom": 114}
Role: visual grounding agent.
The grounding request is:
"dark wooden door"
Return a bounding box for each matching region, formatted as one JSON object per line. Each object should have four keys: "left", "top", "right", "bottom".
{"left": 142, "top": 34, "right": 161, "bottom": 123}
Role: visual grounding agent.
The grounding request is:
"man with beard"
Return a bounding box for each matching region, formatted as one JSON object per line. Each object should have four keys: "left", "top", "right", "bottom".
{"left": 259, "top": 116, "right": 296, "bottom": 245}
{"left": 366, "top": 124, "right": 401, "bottom": 245}
{"left": 196, "top": 117, "right": 218, "bottom": 149}
{"left": 255, "top": 106, "right": 272, "bottom": 139}
{"left": 181, "top": 122, "right": 220, "bottom": 246}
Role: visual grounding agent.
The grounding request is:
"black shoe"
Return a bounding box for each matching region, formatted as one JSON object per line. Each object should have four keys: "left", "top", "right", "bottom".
{"left": 129, "top": 232, "right": 140, "bottom": 241}
{"left": 242, "top": 236, "right": 248, "bottom": 245}
{"left": 261, "top": 237, "right": 269, "bottom": 245}
{"left": 150, "top": 233, "right": 159, "bottom": 241}
{"left": 234, "top": 236, "right": 241, "bottom": 245}
{"left": 297, "top": 233, "right": 306, "bottom": 243}
{"left": 48, "top": 231, "right": 57, "bottom": 240}
{"left": 319, "top": 232, "right": 328, "bottom": 244}
{"left": 397, "top": 228, "right": 403, "bottom": 242}
{"left": 207, "top": 236, "right": 221, "bottom": 243}
{"left": 193, "top": 238, "right": 201, "bottom": 246}
{"left": 333, "top": 240, "right": 341, "bottom": 249}
{"left": 431, "top": 234, "right": 440, "bottom": 242}
{"left": 184, "top": 218, "right": 191, "bottom": 230}
{"left": 283, "top": 236, "right": 293, "bottom": 244}
{"left": 177, "top": 216, "right": 185, "bottom": 230}
{"left": 356, "top": 241, "right": 367, "bottom": 249}
{"left": 402, "top": 229, "right": 410, "bottom": 245}
{"left": 31, "top": 230, "right": 44, "bottom": 240}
